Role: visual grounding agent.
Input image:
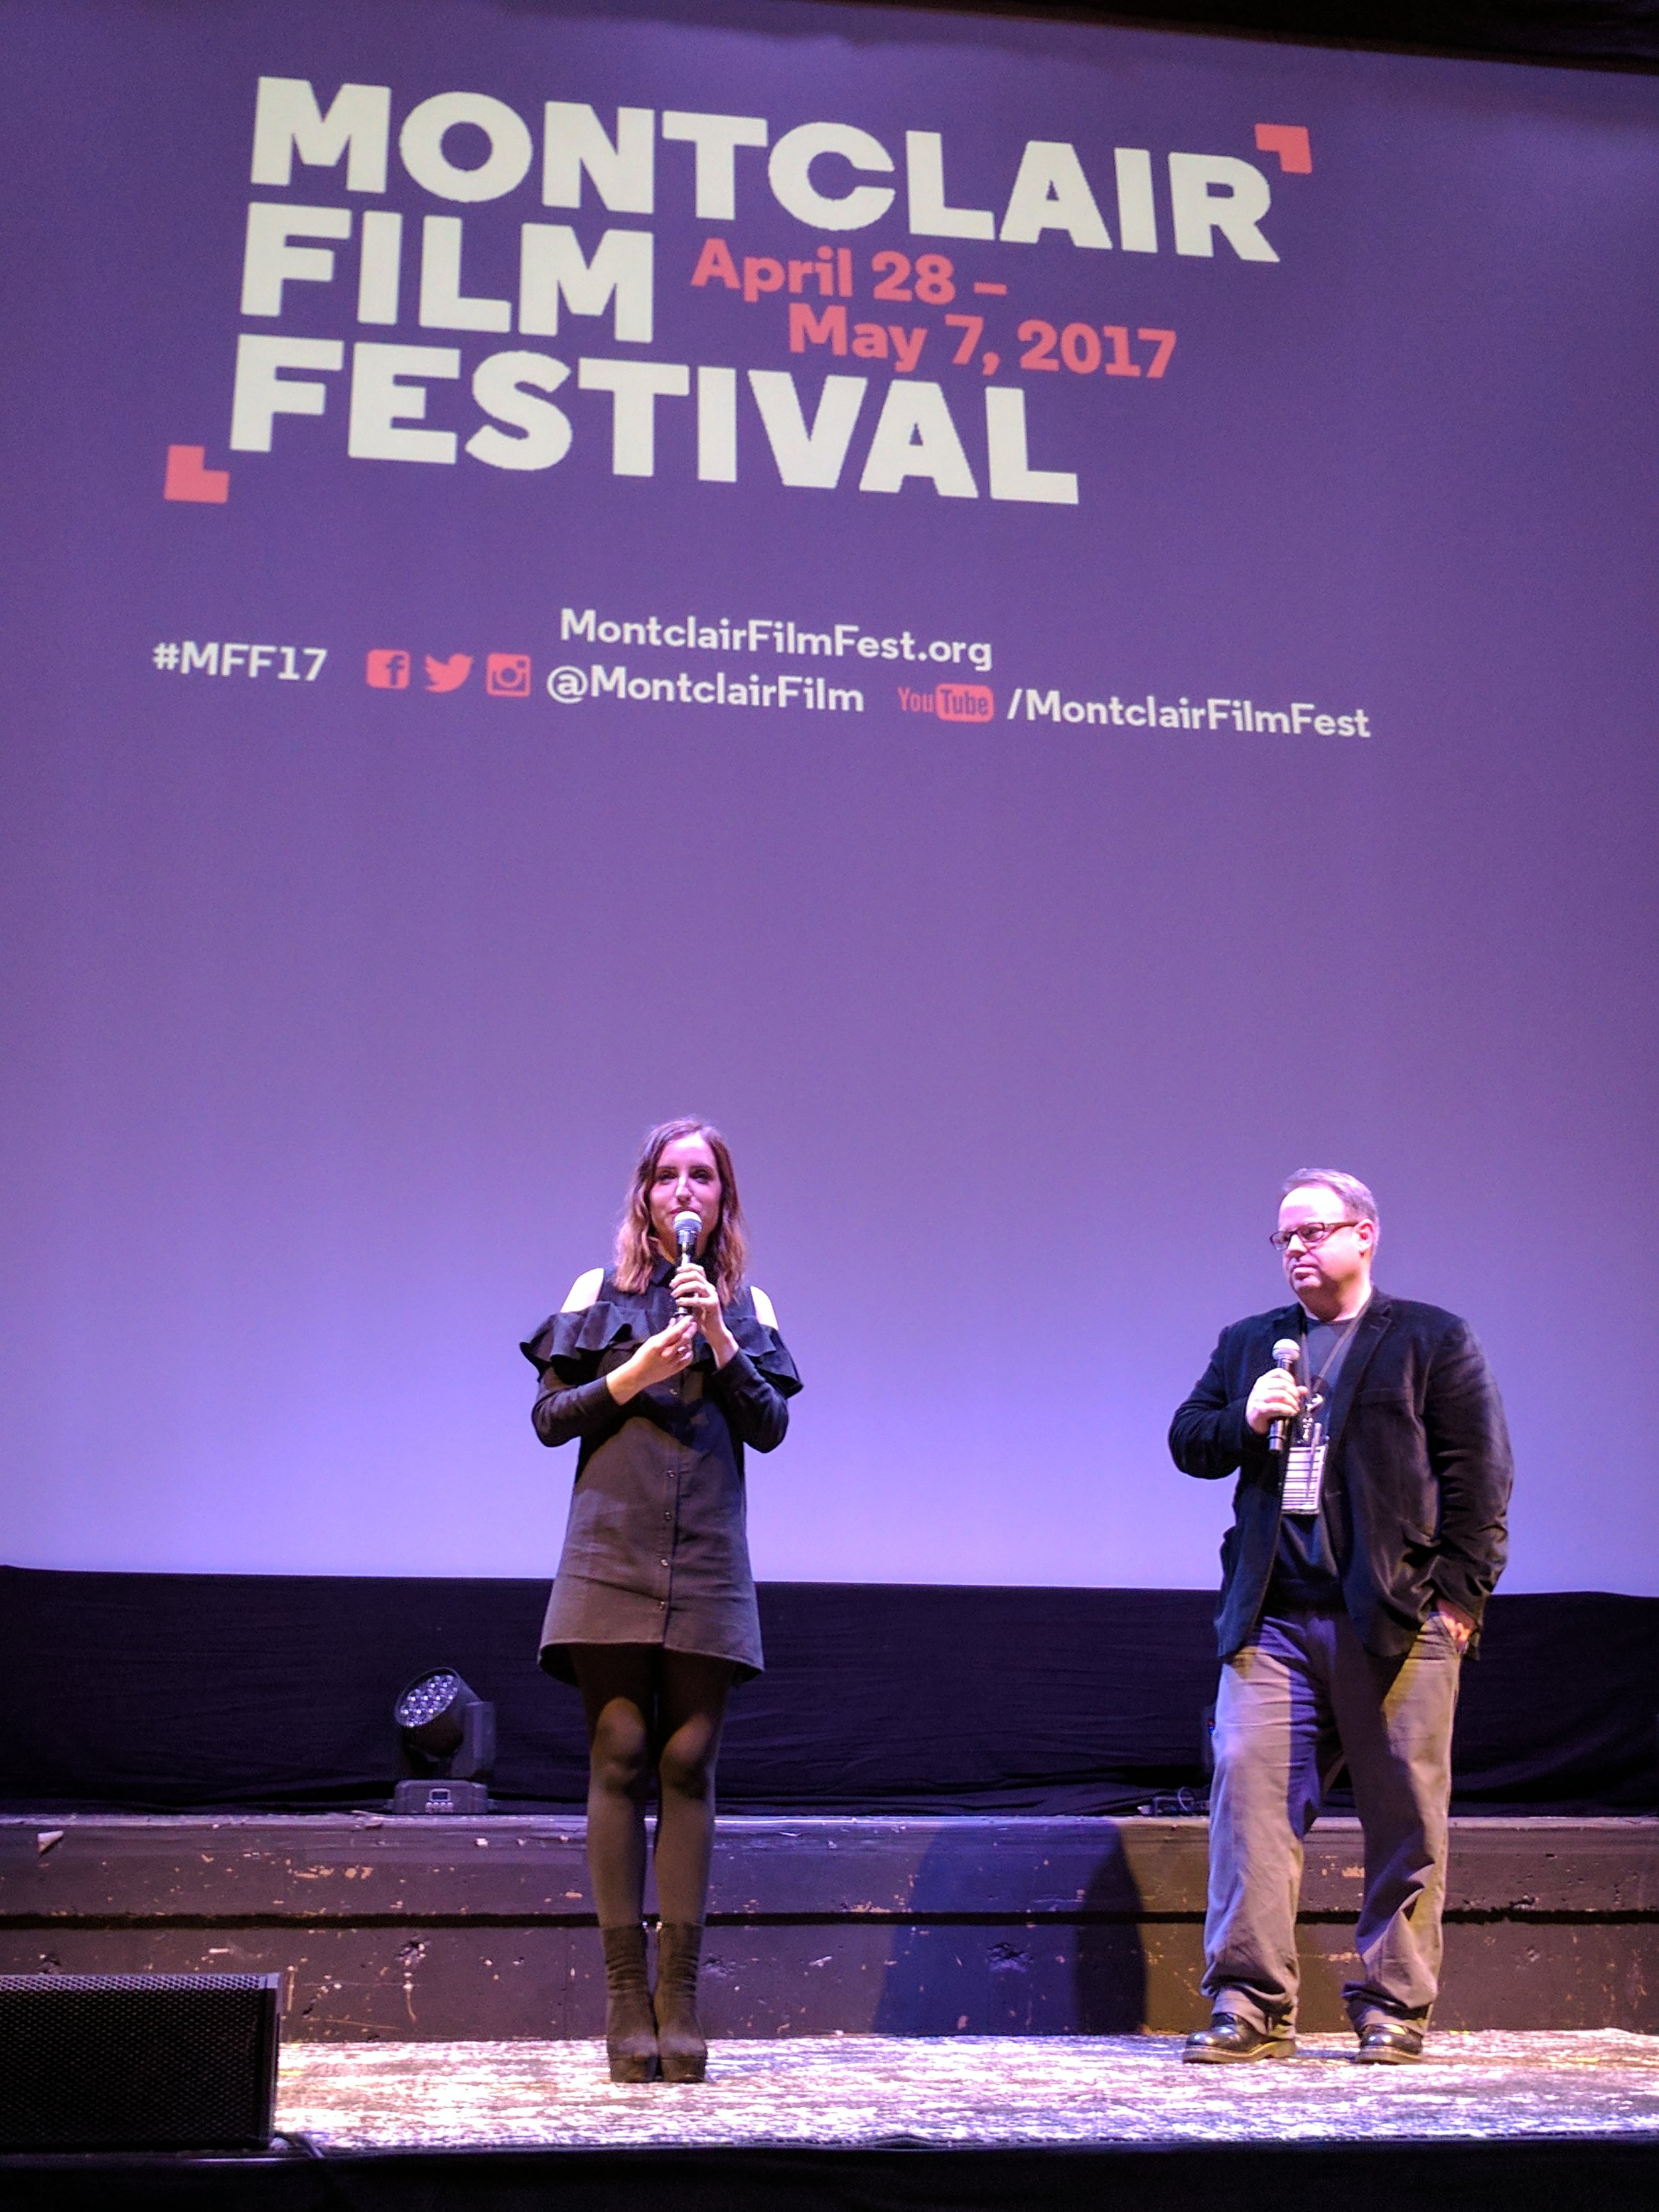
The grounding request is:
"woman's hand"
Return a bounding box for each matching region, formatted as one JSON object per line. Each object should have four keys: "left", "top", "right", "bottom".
{"left": 670, "top": 1262, "right": 738, "bottom": 1368}
{"left": 607, "top": 1315, "right": 697, "bottom": 1404}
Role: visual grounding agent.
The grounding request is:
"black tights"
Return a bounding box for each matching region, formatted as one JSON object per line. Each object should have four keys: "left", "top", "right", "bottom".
{"left": 571, "top": 1645, "right": 732, "bottom": 1930}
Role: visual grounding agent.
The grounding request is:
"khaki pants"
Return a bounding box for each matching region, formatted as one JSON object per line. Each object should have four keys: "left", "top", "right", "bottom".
{"left": 1202, "top": 1607, "right": 1463, "bottom": 2033}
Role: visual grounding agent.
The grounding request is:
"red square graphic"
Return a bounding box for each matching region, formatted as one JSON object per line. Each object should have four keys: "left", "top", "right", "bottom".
{"left": 164, "top": 445, "right": 229, "bottom": 503}
{"left": 1254, "top": 124, "right": 1312, "bottom": 174}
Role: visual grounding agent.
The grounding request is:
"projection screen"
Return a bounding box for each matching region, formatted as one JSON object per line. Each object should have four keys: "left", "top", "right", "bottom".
{"left": 1, "top": 0, "right": 1655, "bottom": 1591}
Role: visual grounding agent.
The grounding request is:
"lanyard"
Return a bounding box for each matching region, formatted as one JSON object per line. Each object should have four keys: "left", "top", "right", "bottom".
{"left": 1297, "top": 1307, "right": 1364, "bottom": 1436}
{"left": 1281, "top": 1305, "right": 1366, "bottom": 1515}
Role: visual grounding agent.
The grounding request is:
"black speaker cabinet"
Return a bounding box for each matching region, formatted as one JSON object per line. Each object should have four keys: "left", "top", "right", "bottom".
{"left": 0, "top": 1973, "right": 280, "bottom": 2150}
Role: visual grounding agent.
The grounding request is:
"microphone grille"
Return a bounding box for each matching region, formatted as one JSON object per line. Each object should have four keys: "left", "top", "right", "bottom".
{"left": 1272, "top": 1338, "right": 1301, "bottom": 1365}
{"left": 673, "top": 1211, "right": 701, "bottom": 1241}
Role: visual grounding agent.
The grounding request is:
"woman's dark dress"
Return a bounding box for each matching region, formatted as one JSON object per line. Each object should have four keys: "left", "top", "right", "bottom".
{"left": 520, "top": 1260, "right": 802, "bottom": 1683}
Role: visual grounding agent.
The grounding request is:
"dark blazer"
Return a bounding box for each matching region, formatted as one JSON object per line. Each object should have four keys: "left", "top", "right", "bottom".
{"left": 1168, "top": 1290, "right": 1512, "bottom": 1660}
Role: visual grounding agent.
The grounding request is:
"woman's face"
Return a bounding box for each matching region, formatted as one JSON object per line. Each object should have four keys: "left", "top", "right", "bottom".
{"left": 648, "top": 1134, "right": 723, "bottom": 1258}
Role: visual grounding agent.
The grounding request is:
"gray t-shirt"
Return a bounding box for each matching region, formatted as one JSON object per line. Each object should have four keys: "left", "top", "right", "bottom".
{"left": 1267, "top": 1304, "right": 1366, "bottom": 1611}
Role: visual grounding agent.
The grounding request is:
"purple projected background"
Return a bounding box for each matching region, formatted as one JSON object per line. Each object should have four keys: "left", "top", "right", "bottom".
{"left": 1, "top": 0, "right": 1656, "bottom": 1593}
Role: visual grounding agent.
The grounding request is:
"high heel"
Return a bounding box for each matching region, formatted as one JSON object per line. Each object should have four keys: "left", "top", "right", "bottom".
{"left": 655, "top": 1921, "right": 708, "bottom": 2083}
{"left": 601, "top": 1923, "right": 658, "bottom": 2082}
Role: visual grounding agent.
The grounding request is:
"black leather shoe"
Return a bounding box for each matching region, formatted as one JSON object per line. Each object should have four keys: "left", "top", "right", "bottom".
{"left": 1183, "top": 2012, "right": 1296, "bottom": 2062}
{"left": 1354, "top": 2019, "right": 1425, "bottom": 2063}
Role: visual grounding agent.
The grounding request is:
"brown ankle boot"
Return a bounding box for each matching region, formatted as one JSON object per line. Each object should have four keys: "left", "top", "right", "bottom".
{"left": 601, "top": 1923, "right": 658, "bottom": 2082}
{"left": 654, "top": 1921, "right": 708, "bottom": 2083}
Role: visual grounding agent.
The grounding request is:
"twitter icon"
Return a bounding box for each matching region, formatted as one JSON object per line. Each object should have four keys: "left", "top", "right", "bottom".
{"left": 425, "top": 653, "right": 473, "bottom": 693}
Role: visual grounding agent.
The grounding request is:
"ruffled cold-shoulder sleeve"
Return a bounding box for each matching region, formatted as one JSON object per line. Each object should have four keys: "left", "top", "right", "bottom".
{"left": 708, "top": 1295, "right": 802, "bottom": 1453}
{"left": 520, "top": 1301, "right": 640, "bottom": 1383}
{"left": 520, "top": 1299, "right": 642, "bottom": 1449}
{"left": 728, "top": 1306, "right": 802, "bottom": 1391}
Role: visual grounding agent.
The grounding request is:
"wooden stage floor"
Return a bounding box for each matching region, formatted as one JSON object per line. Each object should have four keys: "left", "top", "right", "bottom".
{"left": 278, "top": 2028, "right": 1659, "bottom": 2151}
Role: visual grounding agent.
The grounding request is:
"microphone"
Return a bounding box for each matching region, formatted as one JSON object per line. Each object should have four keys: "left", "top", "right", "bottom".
{"left": 1267, "top": 1339, "right": 1301, "bottom": 1454}
{"left": 672, "top": 1212, "right": 701, "bottom": 1319}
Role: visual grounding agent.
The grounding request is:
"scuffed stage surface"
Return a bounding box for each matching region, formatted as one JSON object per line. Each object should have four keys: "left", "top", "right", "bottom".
{"left": 279, "top": 2029, "right": 1659, "bottom": 2151}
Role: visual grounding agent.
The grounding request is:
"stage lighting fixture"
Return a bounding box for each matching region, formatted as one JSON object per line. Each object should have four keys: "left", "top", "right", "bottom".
{"left": 392, "top": 1668, "right": 496, "bottom": 1814}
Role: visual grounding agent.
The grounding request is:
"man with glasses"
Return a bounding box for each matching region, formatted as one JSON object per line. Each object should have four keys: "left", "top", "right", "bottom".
{"left": 1169, "top": 1171, "right": 1512, "bottom": 2064}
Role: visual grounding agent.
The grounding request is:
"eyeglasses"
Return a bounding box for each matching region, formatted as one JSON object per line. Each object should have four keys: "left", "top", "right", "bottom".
{"left": 1269, "top": 1220, "right": 1360, "bottom": 1250}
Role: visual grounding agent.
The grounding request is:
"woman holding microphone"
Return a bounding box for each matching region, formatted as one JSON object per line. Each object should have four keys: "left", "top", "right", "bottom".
{"left": 521, "top": 1119, "right": 801, "bottom": 2082}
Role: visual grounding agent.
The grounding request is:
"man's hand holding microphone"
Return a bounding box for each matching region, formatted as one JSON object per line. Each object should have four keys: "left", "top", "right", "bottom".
{"left": 1246, "top": 1341, "right": 1303, "bottom": 1441}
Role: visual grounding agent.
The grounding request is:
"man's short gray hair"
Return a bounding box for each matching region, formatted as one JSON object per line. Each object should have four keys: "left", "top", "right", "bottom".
{"left": 1280, "top": 1169, "right": 1379, "bottom": 1226}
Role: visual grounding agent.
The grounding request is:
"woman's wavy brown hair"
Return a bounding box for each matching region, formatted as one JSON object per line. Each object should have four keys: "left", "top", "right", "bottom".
{"left": 613, "top": 1118, "right": 748, "bottom": 1304}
